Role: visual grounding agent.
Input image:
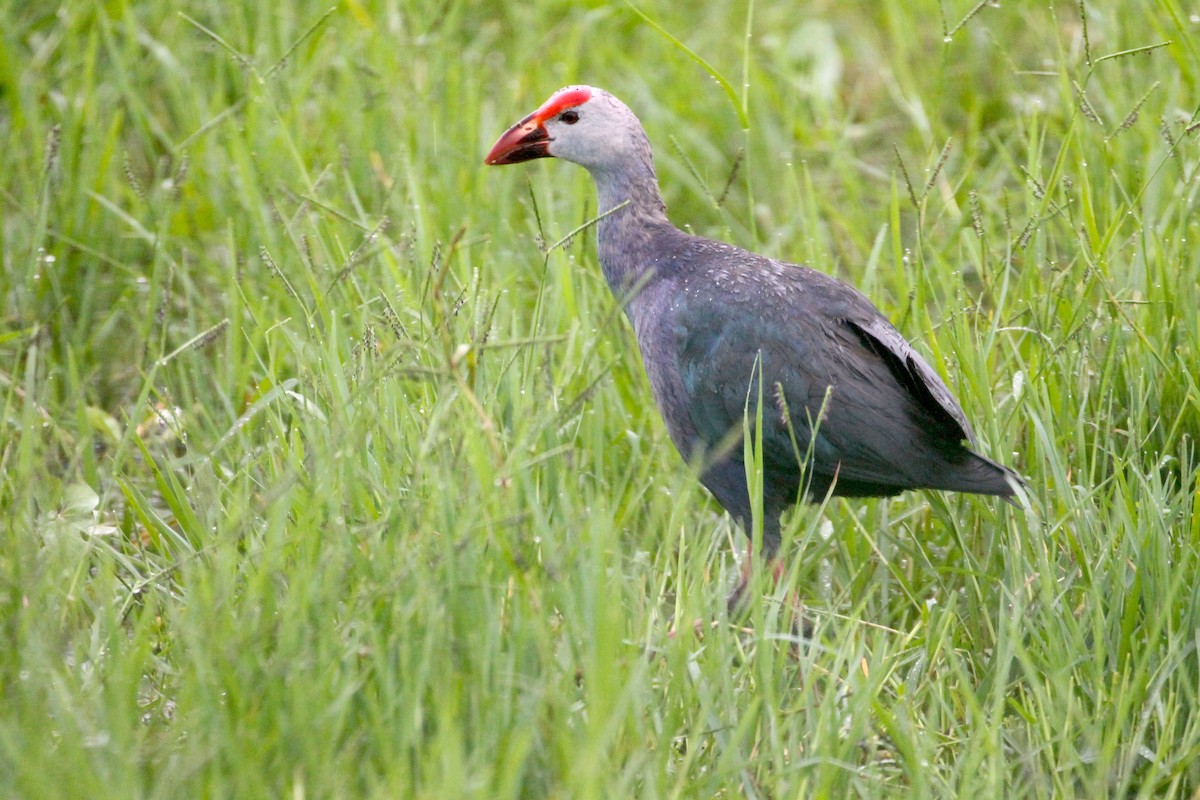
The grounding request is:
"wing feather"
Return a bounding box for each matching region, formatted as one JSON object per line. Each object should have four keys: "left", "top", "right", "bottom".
{"left": 672, "top": 267, "right": 979, "bottom": 493}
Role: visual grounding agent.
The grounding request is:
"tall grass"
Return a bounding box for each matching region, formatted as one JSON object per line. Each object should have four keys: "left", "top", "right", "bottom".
{"left": 2, "top": 0, "right": 1198, "bottom": 796}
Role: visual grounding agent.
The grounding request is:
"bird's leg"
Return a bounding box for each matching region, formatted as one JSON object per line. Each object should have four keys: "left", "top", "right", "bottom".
{"left": 724, "top": 541, "right": 753, "bottom": 617}
{"left": 726, "top": 540, "right": 786, "bottom": 616}
{"left": 669, "top": 539, "right": 773, "bottom": 641}
{"left": 727, "top": 539, "right": 812, "bottom": 639}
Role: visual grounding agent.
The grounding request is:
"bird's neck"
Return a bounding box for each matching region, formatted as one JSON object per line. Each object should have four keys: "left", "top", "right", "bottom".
{"left": 589, "top": 160, "right": 672, "bottom": 302}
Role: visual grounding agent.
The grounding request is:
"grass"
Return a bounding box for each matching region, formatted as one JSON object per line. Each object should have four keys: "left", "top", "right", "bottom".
{"left": 2, "top": 0, "right": 1199, "bottom": 796}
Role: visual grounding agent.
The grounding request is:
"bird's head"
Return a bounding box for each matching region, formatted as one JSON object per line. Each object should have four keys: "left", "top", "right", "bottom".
{"left": 485, "top": 85, "right": 645, "bottom": 172}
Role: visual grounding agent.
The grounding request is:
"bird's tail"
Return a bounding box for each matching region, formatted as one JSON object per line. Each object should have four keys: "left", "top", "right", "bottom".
{"left": 949, "top": 450, "right": 1027, "bottom": 505}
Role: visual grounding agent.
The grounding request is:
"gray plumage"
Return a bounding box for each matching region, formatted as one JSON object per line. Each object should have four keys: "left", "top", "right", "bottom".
{"left": 487, "top": 85, "right": 1022, "bottom": 564}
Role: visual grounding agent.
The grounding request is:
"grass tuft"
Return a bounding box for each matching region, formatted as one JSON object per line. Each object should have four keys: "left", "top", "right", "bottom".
{"left": 2, "top": 0, "right": 1199, "bottom": 796}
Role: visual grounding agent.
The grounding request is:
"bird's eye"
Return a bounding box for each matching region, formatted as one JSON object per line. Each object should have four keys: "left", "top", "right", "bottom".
{"left": 560, "top": 110, "right": 580, "bottom": 125}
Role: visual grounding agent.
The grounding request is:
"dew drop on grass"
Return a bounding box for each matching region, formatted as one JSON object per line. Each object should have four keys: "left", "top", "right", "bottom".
{"left": 83, "top": 732, "right": 111, "bottom": 749}
{"left": 818, "top": 519, "right": 833, "bottom": 540}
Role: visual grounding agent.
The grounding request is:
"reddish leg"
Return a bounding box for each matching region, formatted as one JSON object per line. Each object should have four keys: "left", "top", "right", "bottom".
{"left": 728, "top": 541, "right": 811, "bottom": 639}
{"left": 727, "top": 539, "right": 786, "bottom": 615}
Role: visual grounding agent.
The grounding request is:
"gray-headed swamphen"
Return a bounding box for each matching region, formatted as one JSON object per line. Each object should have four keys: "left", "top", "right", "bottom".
{"left": 486, "top": 86, "right": 1023, "bottom": 611}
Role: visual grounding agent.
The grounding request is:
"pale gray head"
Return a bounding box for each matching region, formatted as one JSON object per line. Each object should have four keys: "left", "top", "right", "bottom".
{"left": 485, "top": 84, "right": 666, "bottom": 224}
{"left": 484, "top": 85, "right": 651, "bottom": 173}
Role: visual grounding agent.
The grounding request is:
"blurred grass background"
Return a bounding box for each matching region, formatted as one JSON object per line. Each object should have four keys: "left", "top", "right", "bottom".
{"left": 2, "top": 0, "right": 1199, "bottom": 796}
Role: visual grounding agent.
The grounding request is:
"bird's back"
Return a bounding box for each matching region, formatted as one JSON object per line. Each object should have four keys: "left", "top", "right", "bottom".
{"left": 624, "top": 229, "right": 1018, "bottom": 517}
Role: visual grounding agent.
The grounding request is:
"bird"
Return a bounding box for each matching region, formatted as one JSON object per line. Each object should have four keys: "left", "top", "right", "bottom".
{"left": 485, "top": 85, "right": 1023, "bottom": 612}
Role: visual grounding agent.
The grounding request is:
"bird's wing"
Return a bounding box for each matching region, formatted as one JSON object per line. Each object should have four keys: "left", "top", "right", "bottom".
{"left": 671, "top": 268, "right": 976, "bottom": 489}
{"left": 673, "top": 292, "right": 847, "bottom": 480}
{"left": 840, "top": 314, "right": 977, "bottom": 446}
